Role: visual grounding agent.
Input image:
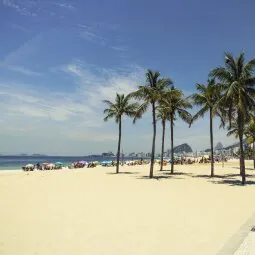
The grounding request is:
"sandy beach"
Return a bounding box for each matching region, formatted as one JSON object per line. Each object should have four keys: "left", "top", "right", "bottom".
{"left": 0, "top": 160, "right": 254, "bottom": 255}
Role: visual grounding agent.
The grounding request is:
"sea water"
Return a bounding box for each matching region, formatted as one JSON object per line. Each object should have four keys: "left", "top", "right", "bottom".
{"left": 0, "top": 156, "right": 143, "bottom": 170}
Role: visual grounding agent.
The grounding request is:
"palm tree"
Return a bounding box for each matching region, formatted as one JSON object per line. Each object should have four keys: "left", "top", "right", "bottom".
{"left": 130, "top": 70, "right": 172, "bottom": 178}
{"left": 190, "top": 79, "right": 222, "bottom": 177}
{"left": 156, "top": 104, "right": 168, "bottom": 171}
{"left": 103, "top": 93, "right": 139, "bottom": 174}
{"left": 162, "top": 87, "right": 192, "bottom": 174}
{"left": 210, "top": 53, "right": 255, "bottom": 184}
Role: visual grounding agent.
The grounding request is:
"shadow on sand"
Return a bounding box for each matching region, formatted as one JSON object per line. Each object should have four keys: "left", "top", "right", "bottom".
{"left": 192, "top": 173, "right": 254, "bottom": 179}
{"left": 191, "top": 173, "right": 255, "bottom": 186}
{"left": 136, "top": 172, "right": 189, "bottom": 180}
{"left": 231, "top": 166, "right": 255, "bottom": 171}
{"left": 162, "top": 171, "right": 193, "bottom": 177}
{"left": 137, "top": 175, "right": 180, "bottom": 180}
{"left": 193, "top": 174, "right": 228, "bottom": 179}
{"left": 210, "top": 179, "right": 255, "bottom": 186}
{"left": 106, "top": 172, "right": 139, "bottom": 175}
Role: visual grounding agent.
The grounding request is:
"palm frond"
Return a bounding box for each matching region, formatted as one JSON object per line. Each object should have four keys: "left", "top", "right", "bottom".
{"left": 209, "top": 67, "right": 232, "bottom": 83}
{"left": 133, "top": 102, "right": 149, "bottom": 123}
{"left": 191, "top": 106, "right": 209, "bottom": 125}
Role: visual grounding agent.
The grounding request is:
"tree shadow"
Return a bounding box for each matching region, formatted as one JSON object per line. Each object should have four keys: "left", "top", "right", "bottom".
{"left": 162, "top": 171, "right": 193, "bottom": 177}
{"left": 224, "top": 173, "right": 254, "bottom": 178}
{"left": 210, "top": 179, "right": 255, "bottom": 186}
{"left": 136, "top": 175, "right": 184, "bottom": 180}
{"left": 191, "top": 173, "right": 255, "bottom": 180}
{"left": 106, "top": 172, "right": 139, "bottom": 175}
{"left": 191, "top": 174, "right": 226, "bottom": 179}
{"left": 232, "top": 167, "right": 255, "bottom": 170}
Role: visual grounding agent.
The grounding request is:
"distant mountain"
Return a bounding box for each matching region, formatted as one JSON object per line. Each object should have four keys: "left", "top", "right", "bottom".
{"left": 31, "top": 154, "right": 48, "bottom": 157}
{"left": 172, "top": 143, "right": 193, "bottom": 153}
{"left": 101, "top": 152, "right": 115, "bottom": 157}
{"left": 11, "top": 154, "right": 48, "bottom": 157}
{"left": 224, "top": 139, "right": 249, "bottom": 150}
{"left": 215, "top": 142, "right": 224, "bottom": 150}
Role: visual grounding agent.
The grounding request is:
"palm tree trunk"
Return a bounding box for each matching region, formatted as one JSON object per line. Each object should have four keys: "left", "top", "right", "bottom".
{"left": 150, "top": 102, "right": 156, "bottom": 178}
{"left": 170, "top": 115, "right": 174, "bottom": 174}
{"left": 210, "top": 108, "right": 214, "bottom": 177}
{"left": 160, "top": 120, "right": 166, "bottom": 171}
{"left": 116, "top": 117, "right": 122, "bottom": 174}
{"left": 253, "top": 137, "right": 255, "bottom": 170}
{"left": 238, "top": 112, "right": 246, "bottom": 184}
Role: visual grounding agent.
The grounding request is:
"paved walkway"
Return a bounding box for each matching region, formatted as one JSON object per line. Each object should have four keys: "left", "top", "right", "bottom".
{"left": 217, "top": 213, "right": 255, "bottom": 255}
{"left": 234, "top": 231, "right": 255, "bottom": 254}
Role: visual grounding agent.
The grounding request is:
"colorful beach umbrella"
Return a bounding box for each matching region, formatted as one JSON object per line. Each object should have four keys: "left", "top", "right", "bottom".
{"left": 78, "top": 160, "right": 87, "bottom": 164}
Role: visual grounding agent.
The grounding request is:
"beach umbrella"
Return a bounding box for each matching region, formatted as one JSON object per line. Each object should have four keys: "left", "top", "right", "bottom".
{"left": 42, "top": 162, "right": 49, "bottom": 165}
{"left": 78, "top": 160, "right": 86, "bottom": 164}
{"left": 25, "top": 164, "right": 34, "bottom": 168}
{"left": 55, "top": 162, "right": 63, "bottom": 165}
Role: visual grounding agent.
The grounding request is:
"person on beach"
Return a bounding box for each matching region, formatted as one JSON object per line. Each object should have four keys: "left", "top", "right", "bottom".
{"left": 36, "top": 162, "right": 40, "bottom": 170}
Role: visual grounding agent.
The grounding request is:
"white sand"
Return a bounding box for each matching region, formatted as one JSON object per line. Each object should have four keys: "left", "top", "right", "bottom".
{"left": 0, "top": 160, "right": 254, "bottom": 255}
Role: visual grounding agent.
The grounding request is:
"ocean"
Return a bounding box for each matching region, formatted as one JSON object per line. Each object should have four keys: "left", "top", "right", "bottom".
{"left": 0, "top": 156, "right": 145, "bottom": 170}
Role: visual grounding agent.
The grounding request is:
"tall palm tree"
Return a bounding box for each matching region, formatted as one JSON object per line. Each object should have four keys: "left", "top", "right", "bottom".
{"left": 130, "top": 70, "right": 172, "bottom": 178}
{"left": 103, "top": 93, "right": 139, "bottom": 174}
{"left": 156, "top": 104, "right": 168, "bottom": 171}
{"left": 162, "top": 87, "right": 192, "bottom": 174}
{"left": 190, "top": 79, "right": 222, "bottom": 177}
{"left": 210, "top": 52, "right": 255, "bottom": 185}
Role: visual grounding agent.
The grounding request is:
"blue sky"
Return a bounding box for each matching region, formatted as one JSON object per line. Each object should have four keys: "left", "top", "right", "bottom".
{"left": 0, "top": 0, "right": 254, "bottom": 155}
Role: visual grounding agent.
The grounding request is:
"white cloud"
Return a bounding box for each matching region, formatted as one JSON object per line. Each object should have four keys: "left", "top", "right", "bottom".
{"left": 76, "top": 23, "right": 124, "bottom": 48}
{"left": 0, "top": 64, "right": 41, "bottom": 76}
{"left": 2, "top": 0, "right": 37, "bottom": 16}
{"left": 9, "top": 23, "right": 30, "bottom": 33}
{"left": 0, "top": 61, "right": 145, "bottom": 155}
{"left": 63, "top": 61, "right": 145, "bottom": 103}
{"left": 3, "top": 33, "right": 43, "bottom": 65}
{"left": 111, "top": 46, "right": 128, "bottom": 51}
{"left": 2, "top": 0, "right": 75, "bottom": 18}
{"left": 79, "top": 29, "right": 106, "bottom": 46}
{"left": 52, "top": 2, "right": 75, "bottom": 10}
